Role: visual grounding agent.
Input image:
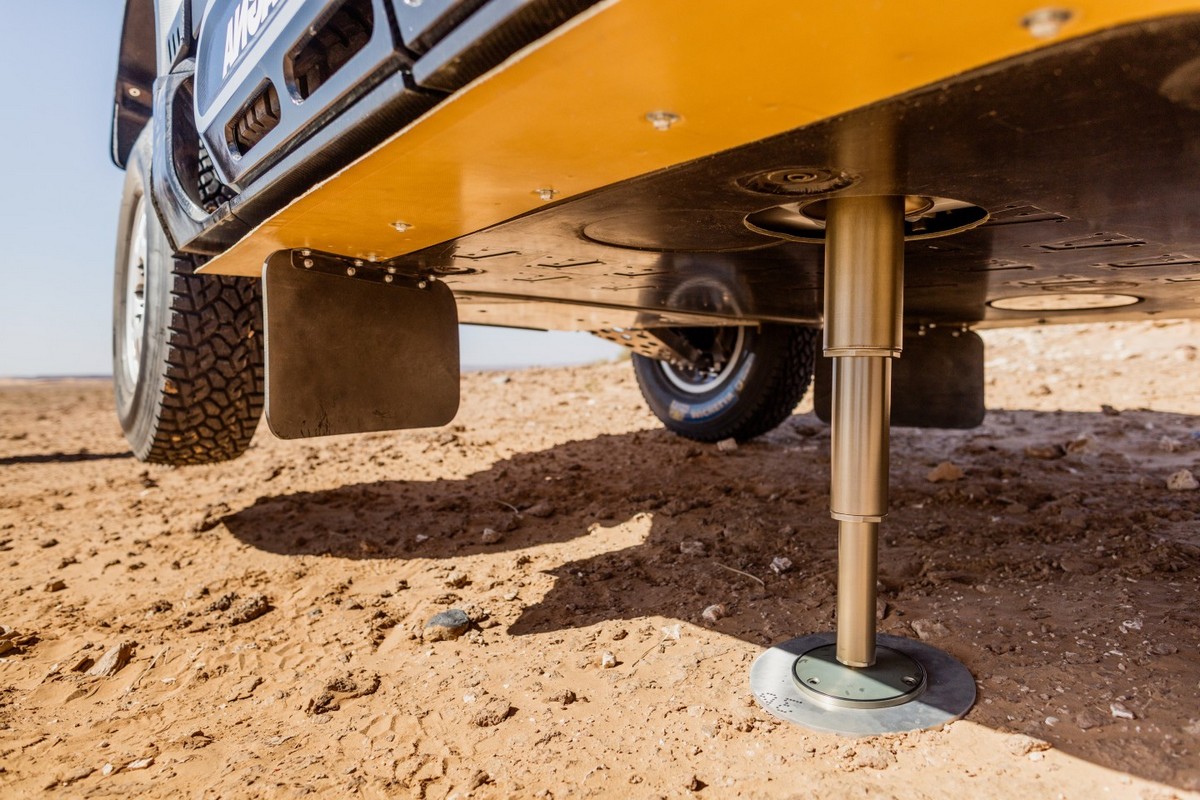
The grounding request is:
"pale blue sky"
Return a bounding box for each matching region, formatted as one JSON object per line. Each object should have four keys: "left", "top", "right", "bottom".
{"left": 0, "top": 2, "right": 619, "bottom": 377}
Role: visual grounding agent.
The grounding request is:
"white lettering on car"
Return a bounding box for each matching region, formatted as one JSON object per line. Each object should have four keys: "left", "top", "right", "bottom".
{"left": 222, "top": 0, "right": 286, "bottom": 79}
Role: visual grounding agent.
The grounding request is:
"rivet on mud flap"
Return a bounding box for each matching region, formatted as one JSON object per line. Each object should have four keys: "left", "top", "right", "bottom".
{"left": 261, "top": 250, "right": 461, "bottom": 439}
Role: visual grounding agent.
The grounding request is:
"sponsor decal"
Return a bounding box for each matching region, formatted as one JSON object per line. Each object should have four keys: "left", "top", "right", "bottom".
{"left": 223, "top": 0, "right": 288, "bottom": 78}
{"left": 681, "top": 354, "right": 756, "bottom": 422}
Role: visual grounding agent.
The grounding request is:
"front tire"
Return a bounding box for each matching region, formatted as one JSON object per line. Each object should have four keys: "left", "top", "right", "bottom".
{"left": 112, "top": 127, "right": 264, "bottom": 465}
{"left": 632, "top": 324, "right": 818, "bottom": 443}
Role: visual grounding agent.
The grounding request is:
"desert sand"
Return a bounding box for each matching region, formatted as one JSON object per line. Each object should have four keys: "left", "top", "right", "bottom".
{"left": 1, "top": 320, "right": 1198, "bottom": 798}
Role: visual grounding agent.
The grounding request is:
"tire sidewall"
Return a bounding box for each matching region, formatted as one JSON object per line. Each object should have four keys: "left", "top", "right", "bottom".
{"left": 633, "top": 326, "right": 783, "bottom": 440}
{"left": 112, "top": 128, "right": 172, "bottom": 458}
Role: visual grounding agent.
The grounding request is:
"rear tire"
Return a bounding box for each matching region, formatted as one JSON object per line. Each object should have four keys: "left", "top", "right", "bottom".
{"left": 632, "top": 324, "right": 818, "bottom": 442}
{"left": 112, "top": 126, "right": 264, "bottom": 465}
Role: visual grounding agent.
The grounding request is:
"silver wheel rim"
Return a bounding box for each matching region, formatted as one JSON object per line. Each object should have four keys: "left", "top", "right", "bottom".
{"left": 657, "top": 326, "right": 747, "bottom": 395}
{"left": 121, "top": 194, "right": 149, "bottom": 387}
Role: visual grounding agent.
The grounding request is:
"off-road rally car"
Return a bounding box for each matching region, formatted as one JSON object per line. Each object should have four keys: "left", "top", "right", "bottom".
{"left": 111, "top": 0, "right": 1200, "bottom": 733}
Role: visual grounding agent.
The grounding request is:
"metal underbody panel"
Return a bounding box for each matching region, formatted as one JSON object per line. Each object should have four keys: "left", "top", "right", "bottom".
{"left": 201, "top": 3, "right": 1200, "bottom": 332}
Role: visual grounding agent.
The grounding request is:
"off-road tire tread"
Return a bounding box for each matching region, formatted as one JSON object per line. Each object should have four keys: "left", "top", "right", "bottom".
{"left": 196, "top": 140, "right": 236, "bottom": 212}
{"left": 633, "top": 325, "right": 818, "bottom": 443}
{"left": 141, "top": 257, "right": 264, "bottom": 465}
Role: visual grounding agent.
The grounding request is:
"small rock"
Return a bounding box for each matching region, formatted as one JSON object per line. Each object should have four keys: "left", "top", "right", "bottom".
{"left": 1025, "top": 444, "right": 1066, "bottom": 460}
{"left": 599, "top": 651, "right": 617, "bottom": 669}
{"left": 716, "top": 438, "right": 738, "bottom": 453}
{"left": 468, "top": 771, "right": 492, "bottom": 790}
{"left": 306, "top": 671, "right": 381, "bottom": 715}
{"left": 1110, "top": 702, "right": 1135, "bottom": 720}
{"left": 1007, "top": 734, "right": 1051, "bottom": 756}
{"left": 1065, "top": 434, "right": 1097, "bottom": 455}
{"left": 1149, "top": 642, "right": 1178, "bottom": 655}
{"left": 769, "top": 556, "right": 793, "bottom": 575}
{"left": 480, "top": 528, "right": 504, "bottom": 545}
{"left": 492, "top": 374, "right": 511, "bottom": 385}
{"left": 687, "top": 775, "right": 707, "bottom": 792}
{"left": 227, "top": 675, "right": 263, "bottom": 702}
{"left": 525, "top": 502, "right": 555, "bottom": 519}
{"left": 38, "top": 538, "right": 58, "bottom": 549}
{"left": 1100, "top": 404, "right": 1120, "bottom": 416}
{"left": 424, "top": 609, "right": 471, "bottom": 641}
{"left": 228, "top": 594, "right": 271, "bottom": 626}
{"left": 1158, "top": 436, "right": 1185, "bottom": 453}
{"left": 1173, "top": 344, "right": 1198, "bottom": 362}
{"left": 445, "top": 571, "right": 470, "bottom": 589}
{"left": 101, "top": 763, "right": 117, "bottom": 777}
{"left": 926, "top": 462, "right": 964, "bottom": 483}
{"left": 701, "top": 604, "right": 726, "bottom": 625}
{"left": 1075, "top": 710, "right": 1106, "bottom": 730}
{"left": 472, "top": 697, "right": 514, "bottom": 727}
{"left": 1033, "top": 384, "right": 1052, "bottom": 396}
{"left": 126, "top": 757, "right": 154, "bottom": 771}
{"left": 44, "top": 579, "right": 66, "bottom": 593}
{"left": 1166, "top": 469, "right": 1199, "bottom": 491}
{"left": 1059, "top": 556, "right": 1100, "bottom": 575}
{"left": 87, "top": 642, "right": 135, "bottom": 677}
{"left": 679, "top": 540, "right": 706, "bottom": 556}
{"left": 910, "top": 619, "right": 949, "bottom": 641}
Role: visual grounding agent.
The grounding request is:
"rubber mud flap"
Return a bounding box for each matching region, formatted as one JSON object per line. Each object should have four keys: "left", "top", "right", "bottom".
{"left": 263, "top": 253, "right": 460, "bottom": 439}
{"left": 814, "top": 328, "right": 985, "bottom": 430}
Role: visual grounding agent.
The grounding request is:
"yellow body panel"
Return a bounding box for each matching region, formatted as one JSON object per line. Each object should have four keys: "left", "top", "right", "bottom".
{"left": 201, "top": 0, "right": 1200, "bottom": 277}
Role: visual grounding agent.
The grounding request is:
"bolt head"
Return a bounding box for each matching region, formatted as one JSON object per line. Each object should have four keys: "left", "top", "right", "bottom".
{"left": 391, "top": 221, "right": 413, "bottom": 233}
{"left": 535, "top": 188, "right": 557, "bottom": 202}
{"left": 128, "top": 86, "right": 142, "bottom": 98}
{"left": 418, "top": 280, "right": 429, "bottom": 289}
{"left": 384, "top": 274, "right": 394, "bottom": 284}
{"left": 302, "top": 259, "right": 314, "bottom": 269}
{"left": 1021, "top": 7, "right": 1072, "bottom": 38}
{"left": 645, "top": 110, "right": 681, "bottom": 131}
{"left": 347, "top": 267, "right": 357, "bottom": 277}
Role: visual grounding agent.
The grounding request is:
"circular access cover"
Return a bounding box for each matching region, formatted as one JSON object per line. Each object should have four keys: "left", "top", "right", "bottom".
{"left": 989, "top": 293, "right": 1142, "bottom": 311}
{"left": 745, "top": 196, "right": 989, "bottom": 243}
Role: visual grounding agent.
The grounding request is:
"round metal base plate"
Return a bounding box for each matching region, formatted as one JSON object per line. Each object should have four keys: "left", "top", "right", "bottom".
{"left": 750, "top": 633, "right": 976, "bottom": 735}
{"left": 793, "top": 644, "right": 926, "bottom": 709}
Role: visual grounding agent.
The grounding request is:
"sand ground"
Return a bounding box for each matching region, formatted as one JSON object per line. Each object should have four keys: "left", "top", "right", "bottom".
{"left": 0, "top": 320, "right": 1198, "bottom": 799}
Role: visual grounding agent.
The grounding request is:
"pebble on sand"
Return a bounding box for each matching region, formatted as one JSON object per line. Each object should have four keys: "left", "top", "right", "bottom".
{"left": 1166, "top": 469, "right": 1199, "bottom": 491}
{"left": 481, "top": 528, "right": 504, "bottom": 545}
{"left": 599, "top": 651, "right": 617, "bottom": 669}
{"left": 44, "top": 579, "right": 66, "bottom": 593}
{"left": 424, "top": 609, "right": 471, "bottom": 641}
{"left": 716, "top": 438, "right": 738, "bottom": 453}
{"left": 87, "top": 642, "right": 135, "bottom": 678}
{"left": 926, "top": 462, "right": 965, "bottom": 483}
{"left": 701, "top": 604, "right": 727, "bottom": 625}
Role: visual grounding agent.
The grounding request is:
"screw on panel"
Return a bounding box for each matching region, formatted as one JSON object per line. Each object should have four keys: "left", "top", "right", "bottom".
{"left": 347, "top": 267, "right": 357, "bottom": 276}
{"left": 300, "top": 249, "right": 311, "bottom": 257}
{"left": 645, "top": 110, "right": 681, "bottom": 131}
{"left": 386, "top": 266, "right": 397, "bottom": 274}
{"left": 535, "top": 188, "right": 558, "bottom": 201}
{"left": 1021, "top": 7, "right": 1072, "bottom": 39}
{"left": 391, "top": 221, "right": 413, "bottom": 233}
{"left": 384, "top": 275, "right": 394, "bottom": 284}
{"left": 128, "top": 86, "right": 142, "bottom": 98}
{"left": 303, "top": 259, "right": 314, "bottom": 269}
{"left": 354, "top": 259, "right": 364, "bottom": 267}
{"left": 418, "top": 280, "right": 429, "bottom": 289}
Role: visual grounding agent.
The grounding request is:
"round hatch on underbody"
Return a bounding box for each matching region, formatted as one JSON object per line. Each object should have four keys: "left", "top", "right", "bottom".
{"left": 745, "top": 195, "right": 989, "bottom": 243}
{"left": 988, "top": 293, "right": 1143, "bottom": 311}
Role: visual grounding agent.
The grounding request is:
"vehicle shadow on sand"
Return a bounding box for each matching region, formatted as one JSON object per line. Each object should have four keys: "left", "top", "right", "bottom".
{"left": 223, "top": 409, "right": 1200, "bottom": 790}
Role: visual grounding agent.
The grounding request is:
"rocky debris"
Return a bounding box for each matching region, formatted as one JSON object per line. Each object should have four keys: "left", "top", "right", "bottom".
{"left": 910, "top": 619, "right": 949, "bottom": 641}
{"left": 424, "top": 609, "right": 471, "bottom": 641}
{"left": 661, "top": 624, "right": 682, "bottom": 641}
{"left": 44, "top": 579, "right": 65, "bottom": 592}
{"left": 481, "top": 528, "right": 504, "bottom": 545}
{"left": 445, "top": 571, "right": 471, "bottom": 589}
{"left": 1025, "top": 444, "right": 1066, "bottom": 460}
{"left": 1159, "top": 435, "right": 1186, "bottom": 453}
{"left": 179, "top": 730, "right": 215, "bottom": 750}
{"left": 468, "top": 770, "right": 492, "bottom": 790}
{"left": 227, "top": 675, "right": 263, "bottom": 702}
{"left": 204, "top": 593, "right": 238, "bottom": 614}
{"left": 599, "top": 651, "right": 617, "bottom": 669}
{"left": 716, "top": 438, "right": 738, "bottom": 453}
{"left": 193, "top": 502, "right": 230, "bottom": 533}
{"left": 472, "top": 696, "right": 514, "bottom": 727}
{"left": 1174, "top": 344, "right": 1198, "bottom": 361}
{"left": 1059, "top": 556, "right": 1100, "bottom": 575}
{"left": 687, "top": 775, "right": 707, "bottom": 791}
{"left": 87, "top": 642, "right": 135, "bottom": 677}
{"left": 126, "top": 757, "right": 154, "bottom": 771}
{"left": 306, "top": 670, "right": 380, "bottom": 715}
{"left": 547, "top": 689, "right": 577, "bottom": 706}
{"left": 769, "top": 556, "right": 793, "bottom": 575}
{"left": 838, "top": 743, "right": 894, "bottom": 771}
{"left": 0, "top": 626, "right": 37, "bottom": 657}
{"left": 228, "top": 594, "right": 272, "bottom": 625}
{"left": 1007, "top": 734, "right": 1052, "bottom": 756}
{"left": 44, "top": 767, "right": 95, "bottom": 789}
{"left": 38, "top": 538, "right": 58, "bottom": 548}
{"left": 926, "top": 461, "right": 964, "bottom": 482}
{"left": 1100, "top": 404, "right": 1120, "bottom": 416}
{"left": 524, "top": 502, "right": 555, "bottom": 518}
{"left": 701, "top": 604, "right": 726, "bottom": 625}
{"left": 1166, "top": 469, "right": 1199, "bottom": 491}
{"left": 679, "top": 540, "right": 706, "bottom": 556}
{"left": 1110, "top": 702, "right": 1136, "bottom": 720}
